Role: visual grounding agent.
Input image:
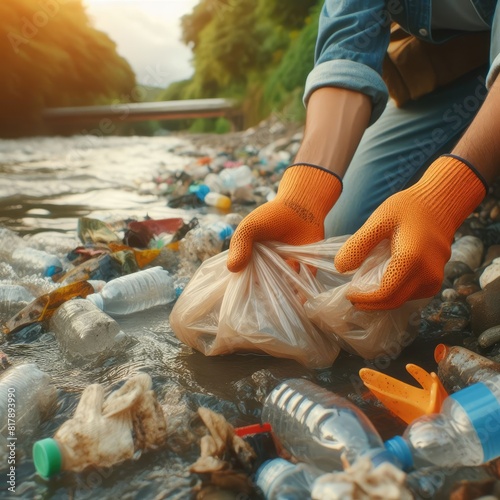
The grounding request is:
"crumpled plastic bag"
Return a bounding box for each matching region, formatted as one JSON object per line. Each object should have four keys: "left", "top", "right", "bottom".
{"left": 170, "top": 238, "right": 349, "bottom": 369}
{"left": 53, "top": 373, "right": 167, "bottom": 472}
{"left": 171, "top": 238, "right": 429, "bottom": 367}
{"left": 304, "top": 240, "right": 430, "bottom": 360}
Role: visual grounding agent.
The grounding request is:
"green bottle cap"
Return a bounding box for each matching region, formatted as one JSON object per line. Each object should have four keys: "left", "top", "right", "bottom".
{"left": 33, "top": 438, "right": 63, "bottom": 478}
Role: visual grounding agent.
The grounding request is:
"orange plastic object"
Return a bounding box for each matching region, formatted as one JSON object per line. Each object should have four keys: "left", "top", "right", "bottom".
{"left": 359, "top": 364, "right": 448, "bottom": 424}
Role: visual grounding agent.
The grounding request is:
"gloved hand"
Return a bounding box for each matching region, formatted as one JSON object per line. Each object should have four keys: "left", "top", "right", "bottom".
{"left": 334, "top": 155, "right": 486, "bottom": 310}
{"left": 227, "top": 164, "right": 342, "bottom": 272}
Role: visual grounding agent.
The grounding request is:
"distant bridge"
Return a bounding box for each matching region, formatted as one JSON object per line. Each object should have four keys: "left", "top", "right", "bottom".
{"left": 43, "top": 98, "right": 244, "bottom": 131}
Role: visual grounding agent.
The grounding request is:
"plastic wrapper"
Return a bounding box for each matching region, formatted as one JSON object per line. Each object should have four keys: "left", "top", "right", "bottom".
{"left": 171, "top": 238, "right": 429, "bottom": 367}
{"left": 304, "top": 240, "right": 430, "bottom": 360}
{"left": 170, "top": 238, "right": 350, "bottom": 369}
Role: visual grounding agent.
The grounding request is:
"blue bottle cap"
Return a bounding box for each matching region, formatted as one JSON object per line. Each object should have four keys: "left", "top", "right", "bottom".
{"left": 384, "top": 436, "right": 413, "bottom": 471}
{"left": 189, "top": 184, "right": 210, "bottom": 201}
{"left": 45, "top": 265, "right": 62, "bottom": 277}
{"left": 451, "top": 382, "right": 500, "bottom": 462}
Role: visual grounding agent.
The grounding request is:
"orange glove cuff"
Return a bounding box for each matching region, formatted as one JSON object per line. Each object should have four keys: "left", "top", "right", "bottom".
{"left": 410, "top": 154, "right": 487, "bottom": 235}
{"left": 277, "top": 163, "right": 343, "bottom": 224}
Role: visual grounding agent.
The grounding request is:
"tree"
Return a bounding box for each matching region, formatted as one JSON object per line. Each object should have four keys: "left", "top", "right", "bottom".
{"left": 0, "top": 0, "right": 136, "bottom": 137}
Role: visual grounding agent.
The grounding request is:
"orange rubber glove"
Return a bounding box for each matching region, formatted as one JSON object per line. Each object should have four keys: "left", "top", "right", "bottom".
{"left": 334, "top": 155, "right": 487, "bottom": 310}
{"left": 227, "top": 164, "right": 342, "bottom": 272}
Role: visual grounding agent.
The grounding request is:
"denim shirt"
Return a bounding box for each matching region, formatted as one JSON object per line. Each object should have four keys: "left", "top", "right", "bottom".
{"left": 304, "top": 0, "right": 499, "bottom": 125}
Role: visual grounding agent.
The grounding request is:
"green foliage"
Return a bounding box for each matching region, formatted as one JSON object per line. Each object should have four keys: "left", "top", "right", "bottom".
{"left": 163, "top": 0, "right": 322, "bottom": 132}
{"left": 0, "top": 0, "right": 136, "bottom": 137}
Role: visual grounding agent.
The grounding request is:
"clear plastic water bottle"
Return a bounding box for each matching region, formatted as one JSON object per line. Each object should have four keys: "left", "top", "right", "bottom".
{"left": 180, "top": 221, "right": 235, "bottom": 263}
{"left": 261, "top": 378, "right": 386, "bottom": 472}
{"left": 190, "top": 184, "right": 231, "bottom": 210}
{"left": 0, "top": 364, "right": 57, "bottom": 440}
{"left": 255, "top": 458, "right": 322, "bottom": 499}
{"left": 49, "top": 298, "right": 124, "bottom": 360}
{"left": 219, "top": 165, "right": 254, "bottom": 192}
{"left": 11, "top": 247, "right": 63, "bottom": 277}
{"left": 86, "top": 266, "right": 176, "bottom": 316}
{"left": 435, "top": 343, "right": 500, "bottom": 392}
{"left": 385, "top": 373, "right": 500, "bottom": 469}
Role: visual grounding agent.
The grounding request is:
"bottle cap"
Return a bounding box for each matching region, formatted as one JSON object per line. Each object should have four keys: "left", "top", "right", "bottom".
{"left": 33, "top": 438, "right": 63, "bottom": 478}
{"left": 86, "top": 293, "right": 103, "bottom": 310}
{"left": 255, "top": 458, "right": 294, "bottom": 496}
{"left": 384, "top": 436, "right": 413, "bottom": 471}
{"left": 45, "top": 265, "right": 62, "bottom": 278}
{"left": 451, "top": 382, "right": 500, "bottom": 462}
{"left": 190, "top": 184, "right": 210, "bottom": 202}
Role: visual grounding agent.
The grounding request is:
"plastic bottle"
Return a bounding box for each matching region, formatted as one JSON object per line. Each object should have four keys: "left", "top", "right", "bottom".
{"left": 435, "top": 343, "right": 500, "bottom": 392}
{"left": 49, "top": 298, "right": 124, "bottom": 360}
{"left": 180, "top": 221, "right": 235, "bottom": 263}
{"left": 86, "top": 266, "right": 177, "bottom": 315}
{"left": 219, "top": 165, "right": 254, "bottom": 192}
{"left": 0, "top": 284, "right": 34, "bottom": 310}
{"left": 11, "top": 247, "right": 63, "bottom": 277}
{"left": 255, "top": 458, "right": 322, "bottom": 500}
{"left": 385, "top": 373, "right": 500, "bottom": 470}
{"left": 190, "top": 184, "right": 231, "bottom": 210}
{"left": 261, "top": 378, "right": 388, "bottom": 472}
{"left": 0, "top": 364, "right": 57, "bottom": 440}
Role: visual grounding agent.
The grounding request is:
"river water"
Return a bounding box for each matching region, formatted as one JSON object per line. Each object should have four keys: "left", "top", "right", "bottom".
{"left": 0, "top": 135, "right": 451, "bottom": 499}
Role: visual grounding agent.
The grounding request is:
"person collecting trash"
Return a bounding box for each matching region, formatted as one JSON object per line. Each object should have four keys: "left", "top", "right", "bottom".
{"left": 227, "top": 0, "right": 500, "bottom": 311}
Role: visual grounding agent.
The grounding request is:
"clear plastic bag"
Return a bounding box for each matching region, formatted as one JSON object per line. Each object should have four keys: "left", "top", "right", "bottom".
{"left": 170, "top": 238, "right": 429, "bottom": 367}
{"left": 304, "top": 240, "right": 430, "bottom": 360}
{"left": 170, "top": 238, "right": 350, "bottom": 369}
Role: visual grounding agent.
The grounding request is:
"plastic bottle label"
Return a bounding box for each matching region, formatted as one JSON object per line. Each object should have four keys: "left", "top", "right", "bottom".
{"left": 451, "top": 382, "right": 500, "bottom": 462}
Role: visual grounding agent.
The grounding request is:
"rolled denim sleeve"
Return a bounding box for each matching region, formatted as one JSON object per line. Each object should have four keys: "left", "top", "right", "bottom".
{"left": 304, "top": 0, "right": 392, "bottom": 125}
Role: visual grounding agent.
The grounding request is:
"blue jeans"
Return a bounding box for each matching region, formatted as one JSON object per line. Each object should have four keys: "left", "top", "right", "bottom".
{"left": 325, "top": 66, "right": 489, "bottom": 237}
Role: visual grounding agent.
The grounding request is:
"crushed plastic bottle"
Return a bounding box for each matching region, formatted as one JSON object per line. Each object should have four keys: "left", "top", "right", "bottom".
{"left": 385, "top": 372, "right": 500, "bottom": 469}
{"left": 255, "top": 458, "right": 322, "bottom": 499}
{"left": 261, "top": 378, "right": 391, "bottom": 472}
{"left": 435, "top": 343, "right": 500, "bottom": 392}
{"left": 33, "top": 373, "right": 167, "bottom": 478}
{"left": 0, "top": 364, "right": 57, "bottom": 441}
{"left": 49, "top": 298, "right": 124, "bottom": 361}
{"left": 0, "top": 284, "right": 35, "bottom": 317}
{"left": 11, "top": 247, "right": 63, "bottom": 277}
{"left": 86, "top": 266, "right": 176, "bottom": 315}
{"left": 179, "top": 221, "right": 235, "bottom": 264}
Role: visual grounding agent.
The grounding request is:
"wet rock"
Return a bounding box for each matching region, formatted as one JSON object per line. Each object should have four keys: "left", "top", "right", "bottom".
{"left": 466, "top": 276, "right": 500, "bottom": 336}
{"left": 450, "top": 235, "right": 484, "bottom": 270}
{"left": 479, "top": 258, "right": 500, "bottom": 289}
{"left": 482, "top": 245, "right": 500, "bottom": 267}
{"left": 420, "top": 300, "right": 470, "bottom": 335}
{"left": 478, "top": 325, "right": 500, "bottom": 349}
{"left": 441, "top": 288, "right": 459, "bottom": 302}
{"left": 444, "top": 261, "right": 473, "bottom": 282}
{"left": 455, "top": 217, "right": 486, "bottom": 240}
{"left": 454, "top": 273, "right": 481, "bottom": 298}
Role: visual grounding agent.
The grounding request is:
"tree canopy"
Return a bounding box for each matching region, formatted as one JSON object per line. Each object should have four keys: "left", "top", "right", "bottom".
{"left": 163, "top": 0, "right": 321, "bottom": 130}
{"left": 0, "top": 0, "right": 136, "bottom": 137}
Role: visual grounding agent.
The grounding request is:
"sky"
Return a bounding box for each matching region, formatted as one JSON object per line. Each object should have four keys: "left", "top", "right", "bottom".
{"left": 83, "top": 0, "right": 198, "bottom": 88}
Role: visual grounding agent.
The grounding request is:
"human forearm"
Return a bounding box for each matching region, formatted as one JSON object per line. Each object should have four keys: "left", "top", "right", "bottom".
{"left": 452, "top": 77, "right": 500, "bottom": 185}
{"left": 294, "top": 87, "right": 371, "bottom": 178}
